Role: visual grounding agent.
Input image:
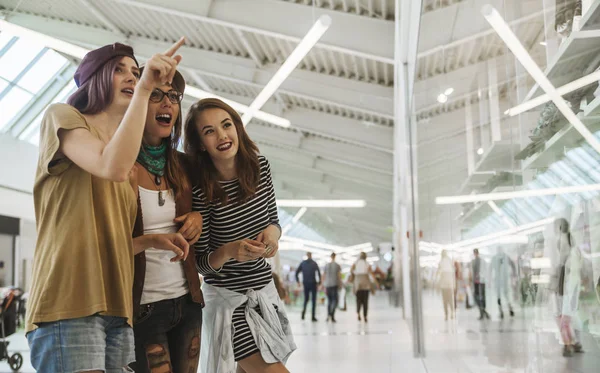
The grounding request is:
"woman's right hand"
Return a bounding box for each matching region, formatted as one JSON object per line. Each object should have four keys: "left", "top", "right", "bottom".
{"left": 137, "top": 37, "right": 186, "bottom": 93}
{"left": 226, "top": 239, "right": 266, "bottom": 262}
{"left": 151, "top": 233, "right": 189, "bottom": 262}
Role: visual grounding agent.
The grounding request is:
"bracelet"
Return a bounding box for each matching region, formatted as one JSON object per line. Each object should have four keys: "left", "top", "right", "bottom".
{"left": 207, "top": 252, "right": 224, "bottom": 273}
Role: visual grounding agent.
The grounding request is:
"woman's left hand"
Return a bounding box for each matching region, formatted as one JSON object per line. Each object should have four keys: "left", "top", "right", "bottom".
{"left": 174, "top": 212, "right": 203, "bottom": 245}
{"left": 257, "top": 224, "right": 280, "bottom": 258}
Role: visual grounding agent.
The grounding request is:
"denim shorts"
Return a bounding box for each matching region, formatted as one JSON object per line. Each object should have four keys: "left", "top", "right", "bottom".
{"left": 27, "top": 314, "right": 135, "bottom": 373}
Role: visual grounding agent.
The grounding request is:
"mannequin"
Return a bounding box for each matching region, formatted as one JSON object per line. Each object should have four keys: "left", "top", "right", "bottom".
{"left": 490, "top": 247, "right": 515, "bottom": 319}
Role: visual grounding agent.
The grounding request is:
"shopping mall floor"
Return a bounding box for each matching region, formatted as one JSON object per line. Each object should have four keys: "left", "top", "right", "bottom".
{"left": 2, "top": 291, "right": 599, "bottom": 373}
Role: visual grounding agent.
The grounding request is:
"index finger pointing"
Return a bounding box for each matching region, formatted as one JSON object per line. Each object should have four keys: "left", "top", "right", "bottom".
{"left": 164, "top": 37, "right": 186, "bottom": 57}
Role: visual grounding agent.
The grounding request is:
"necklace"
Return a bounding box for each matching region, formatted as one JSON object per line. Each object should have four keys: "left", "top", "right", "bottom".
{"left": 146, "top": 170, "right": 166, "bottom": 206}
{"left": 137, "top": 142, "right": 167, "bottom": 206}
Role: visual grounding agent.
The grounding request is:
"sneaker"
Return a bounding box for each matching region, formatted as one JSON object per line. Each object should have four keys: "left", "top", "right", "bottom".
{"left": 312, "top": 317, "right": 318, "bottom": 322}
{"left": 573, "top": 343, "right": 584, "bottom": 353}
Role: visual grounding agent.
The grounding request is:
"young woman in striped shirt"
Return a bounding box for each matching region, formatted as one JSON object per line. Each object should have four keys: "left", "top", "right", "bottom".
{"left": 184, "top": 98, "right": 296, "bottom": 373}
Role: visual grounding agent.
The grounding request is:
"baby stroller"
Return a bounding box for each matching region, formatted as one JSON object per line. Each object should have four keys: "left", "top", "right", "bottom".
{"left": 0, "top": 289, "right": 23, "bottom": 371}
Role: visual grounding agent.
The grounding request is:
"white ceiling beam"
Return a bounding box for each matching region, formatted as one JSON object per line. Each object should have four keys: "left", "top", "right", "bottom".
{"left": 233, "top": 29, "right": 264, "bottom": 67}
{"left": 285, "top": 108, "right": 393, "bottom": 152}
{"left": 208, "top": 0, "right": 394, "bottom": 61}
{"left": 111, "top": 0, "right": 393, "bottom": 62}
{"left": 5, "top": 12, "right": 392, "bottom": 117}
{"left": 418, "top": 8, "right": 544, "bottom": 59}
{"left": 195, "top": 70, "right": 394, "bottom": 120}
{"left": 268, "top": 156, "right": 392, "bottom": 190}
{"left": 183, "top": 68, "right": 213, "bottom": 91}
{"left": 258, "top": 141, "right": 391, "bottom": 175}
{"left": 79, "top": 0, "right": 125, "bottom": 36}
{"left": 249, "top": 123, "right": 393, "bottom": 172}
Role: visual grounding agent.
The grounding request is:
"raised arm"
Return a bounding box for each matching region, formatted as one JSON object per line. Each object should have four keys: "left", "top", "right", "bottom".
{"left": 59, "top": 39, "right": 186, "bottom": 181}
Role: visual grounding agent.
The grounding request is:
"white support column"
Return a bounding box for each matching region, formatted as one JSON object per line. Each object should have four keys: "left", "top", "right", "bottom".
{"left": 395, "top": 0, "right": 424, "bottom": 358}
{"left": 488, "top": 60, "right": 502, "bottom": 142}
{"left": 509, "top": 0, "right": 538, "bottom": 184}
{"left": 465, "top": 101, "right": 475, "bottom": 174}
{"left": 542, "top": 0, "right": 559, "bottom": 62}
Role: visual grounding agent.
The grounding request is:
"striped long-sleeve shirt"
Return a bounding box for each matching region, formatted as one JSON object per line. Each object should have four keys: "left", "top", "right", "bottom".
{"left": 192, "top": 155, "right": 280, "bottom": 293}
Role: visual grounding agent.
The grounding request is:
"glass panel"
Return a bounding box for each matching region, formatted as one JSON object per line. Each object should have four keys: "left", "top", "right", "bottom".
{"left": 0, "top": 32, "right": 15, "bottom": 51}
{"left": 412, "top": 0, "right": 600, "bottom": 370}
{"left": 0, "top": 38, "right": 44, "bottom": 81}
{"left": 18, "top": 49, "right": 67, "bottom": 93}
{"left": 19, "top": 80, "right": 76, "bottom": 142}
{"left": 0, "top": 86, "right": 32, "bottom": 131}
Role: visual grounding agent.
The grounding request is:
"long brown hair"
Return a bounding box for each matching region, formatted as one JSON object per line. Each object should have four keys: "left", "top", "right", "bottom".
{"left": 67, "top": 57, "right": 120, "bottom": 114}
{"left": 184, "top": 98, "right": 260, "bottom": 205}
{"left": 164, "top": 101, "right": 190, "bottom": 200}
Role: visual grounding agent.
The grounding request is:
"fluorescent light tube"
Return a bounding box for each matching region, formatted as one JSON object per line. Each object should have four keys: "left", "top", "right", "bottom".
{"left": 280, "top": 236, "right": 341, "bottom": 251}
{"left": 436, "top": 184, "right": 600, "bottom": 205}
{"left": 457, "top": 218, "right": 553, "bottom": 248}
{"left": 282, "top": 206, "right": 308, "bottom": 235}
{"left": 242, "top": 15, "right": 332, "bottom": 125}
{"left": 482, "top": 5, "right": 600, "bottom": 155}
{"left": 506, "top": 70, "right": 600, "bottom": 116}
{"left": 185, "top": 86, "right": 291, "bottom": 128}
{"left": 292, "top": 207, "right": 308, "bottom": 224}
{"left": 279, "top": 242, "right": 305, "bottom": 250}
{"left": 530, "top": 258, "right": 551, "bottom": 269}
{"left": 277, "top": 199, "right": 366, "bottom": 208}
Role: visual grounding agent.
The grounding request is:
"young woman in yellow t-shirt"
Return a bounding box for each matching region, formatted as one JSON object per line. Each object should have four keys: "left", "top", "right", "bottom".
{"left": 26, "top": 39, "right": 190, "bottom": 373}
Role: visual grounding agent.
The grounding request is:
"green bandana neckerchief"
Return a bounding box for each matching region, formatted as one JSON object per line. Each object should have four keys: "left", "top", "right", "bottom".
{"left": 137, "top": 141, "right": 167, "bottom": 176}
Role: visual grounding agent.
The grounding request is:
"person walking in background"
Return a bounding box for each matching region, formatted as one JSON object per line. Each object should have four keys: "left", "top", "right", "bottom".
{"left": 436, "top": 250, "right": 455, "bottom": 321}
{"left": 471, "top": 249, "right": 490, "bottom": 320}
{"left": 296, "top": 252, "right": 322, "bottom": 322}
{"left": 323, "top": 253, "right": 342, "bottom": 322}
{"left": 351, "top": 252, "right": 374, "bottom": 322}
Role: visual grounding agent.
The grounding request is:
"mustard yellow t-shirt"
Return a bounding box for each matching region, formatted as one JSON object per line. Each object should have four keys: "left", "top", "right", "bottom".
{"left": 26, "top": 103, "right": 137, "bottom": 332}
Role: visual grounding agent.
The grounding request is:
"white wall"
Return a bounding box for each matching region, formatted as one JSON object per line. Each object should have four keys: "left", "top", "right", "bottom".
{"left": 17, "top": 219, "right": 36, "bottom": 291}
{"left": 0, "top": 234, "right": 14, "bottom": 287}
{"left": 0, "top": 134, "right": 37, "bottom": 221}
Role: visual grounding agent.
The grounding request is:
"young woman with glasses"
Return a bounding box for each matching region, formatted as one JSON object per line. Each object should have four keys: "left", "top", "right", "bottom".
{"left": 128, "top": 70, "right": 205, "bottom": 373}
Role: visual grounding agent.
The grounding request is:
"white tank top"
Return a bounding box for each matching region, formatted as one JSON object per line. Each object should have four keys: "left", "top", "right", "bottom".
{"left": 139, "top": 186, "right": 188, "bottom": 305}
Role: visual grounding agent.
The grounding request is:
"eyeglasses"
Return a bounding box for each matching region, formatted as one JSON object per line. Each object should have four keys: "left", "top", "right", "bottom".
{"left": 149, "top": 88, "right": 183, "bottom": 104}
